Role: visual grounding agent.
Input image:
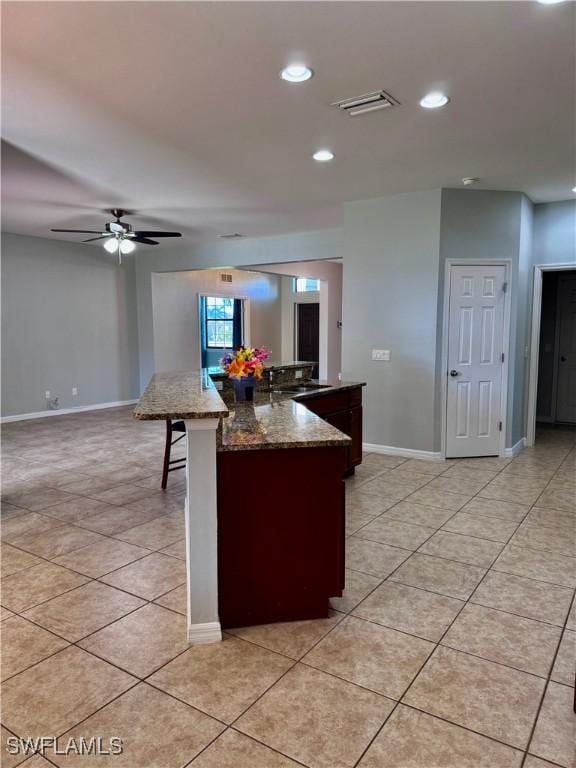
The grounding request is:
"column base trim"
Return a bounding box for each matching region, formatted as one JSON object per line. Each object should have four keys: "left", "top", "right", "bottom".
{"left": 188, "top": 621, "right": 222, "bottom": 645}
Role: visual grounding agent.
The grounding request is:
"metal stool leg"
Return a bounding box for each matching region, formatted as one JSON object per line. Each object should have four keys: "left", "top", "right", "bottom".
{"left": 161, "top": 420, "right": 172, "bottom": 490}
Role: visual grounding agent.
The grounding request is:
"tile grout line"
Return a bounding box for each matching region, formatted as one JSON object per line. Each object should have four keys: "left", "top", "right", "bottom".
{"left": 2, "top": 426, "right": 574, "bottom": 767}
{"left": 519, "top": 588, "right": 576, "bottom": 768}
{"left": 348, "top": 443, "right": 575, "bottom": 766}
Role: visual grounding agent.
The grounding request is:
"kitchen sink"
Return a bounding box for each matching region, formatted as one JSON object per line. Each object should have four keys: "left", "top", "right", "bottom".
{"left": 273, "top": 383, "right": 332, "bottom": 394}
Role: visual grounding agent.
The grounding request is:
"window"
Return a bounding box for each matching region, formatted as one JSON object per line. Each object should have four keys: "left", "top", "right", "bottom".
{"left": 294, "top": 277, "right": 320, "bottom": 293}
{"left": 205, "top": 296, "right": 234, "bottom": 348}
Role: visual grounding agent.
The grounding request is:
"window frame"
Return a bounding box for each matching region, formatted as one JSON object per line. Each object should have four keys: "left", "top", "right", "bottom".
{"left": 293, "top": 277, "right": 321, "bottom": 293}
{"left": 204, "top": 296, "right": 235, "bottom": 349}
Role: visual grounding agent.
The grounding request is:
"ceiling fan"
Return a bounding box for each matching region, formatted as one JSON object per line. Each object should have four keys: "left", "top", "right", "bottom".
{"left": 51, "top": 209, "right": 182, "bottom": 263}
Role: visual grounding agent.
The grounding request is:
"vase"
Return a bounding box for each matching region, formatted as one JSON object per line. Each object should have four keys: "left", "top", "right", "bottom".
{"left": 232, "top": 375, "right": 256, "bottom": 403}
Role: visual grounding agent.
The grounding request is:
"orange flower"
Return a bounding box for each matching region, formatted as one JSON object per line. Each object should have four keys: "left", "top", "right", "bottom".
{"left": 227, "top": 358, "right": 247, "bottom": 379}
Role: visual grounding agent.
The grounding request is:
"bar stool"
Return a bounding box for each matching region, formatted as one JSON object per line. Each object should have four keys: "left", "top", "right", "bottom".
{"left": 161, "top": 420, "right": 186, "bottom": 489}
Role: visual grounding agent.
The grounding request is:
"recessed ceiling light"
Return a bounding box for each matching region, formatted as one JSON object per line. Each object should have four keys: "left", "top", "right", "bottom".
{"left": 572, "top": 186, "right": 576, "bottom": 193}
{"left": 313, "top": 149, "right": 335, "bottom": 162}
{"left": 420, "top": 91, "right": 450, "bottom": 109}
{"left": 537, "top": 0, "right": 566, "bottom": 5}
{"left": 280, "top": 64, "right": 313, "bottom": 83}
{"left": 462, "top": 177, "right": 481, "bottom": 186}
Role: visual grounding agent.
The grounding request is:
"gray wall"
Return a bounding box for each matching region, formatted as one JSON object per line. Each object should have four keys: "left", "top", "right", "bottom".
{"left": 340, "top": 188, "right": 538, "bottom": 453}
{"left": 3, "top": 197, "right": 574, "bottom": 447}
{"left": 439, "top": 189, "right": 526, "bottom": 448}
{"left": 342, "top": 190, "right": 443, "bottom": 452}
{"left": 1, "top": 233, "right": 139, "bottom": 417}
{"left": 533, "top": 201, "right": 576, "bottom": 265}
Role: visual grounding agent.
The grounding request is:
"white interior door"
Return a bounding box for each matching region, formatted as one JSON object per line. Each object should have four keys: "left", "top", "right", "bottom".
{"left": 555, "top": 276, "right": 576, "bottom": 424}
{"left": 446, "top": 265, "right": 506, "bottom": 458}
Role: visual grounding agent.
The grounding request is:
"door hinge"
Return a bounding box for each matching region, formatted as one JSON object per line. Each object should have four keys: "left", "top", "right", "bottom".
{"left": 502, "top": 282, "right": 508, "bottom": 293}
{"left": 501, "top": 352, "right": 505, "bottom": 363}
{"left": 498, "top": 421, "right": 502, "bottom": 431}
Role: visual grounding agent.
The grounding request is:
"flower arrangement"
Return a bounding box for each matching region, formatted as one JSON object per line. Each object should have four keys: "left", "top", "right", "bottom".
{"left": 220, "top": 346, "right": 271, "bottom": 380}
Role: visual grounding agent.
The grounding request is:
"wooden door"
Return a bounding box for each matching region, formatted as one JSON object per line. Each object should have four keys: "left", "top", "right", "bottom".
{"left": 297, "top": 303, "right": 320, "bottom": 378}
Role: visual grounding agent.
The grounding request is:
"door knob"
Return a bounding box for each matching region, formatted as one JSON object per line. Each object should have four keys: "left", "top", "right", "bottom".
{"left": 560, "top": 356, "right": 567, "bottom": 362}
{"left": 450, "top": 370, "right": 459, "bottom": 377}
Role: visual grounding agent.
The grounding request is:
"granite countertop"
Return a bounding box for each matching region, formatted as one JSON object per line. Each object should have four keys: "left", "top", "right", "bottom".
{"left": 134, "top": 369, "right": 364, "bottom": 450}
{"left": 220, "top": 380, "right": 365, "bottom": 407}
{"left": 219, "top": 399, "right": 351, "bottom": 451}
{"left": 133, "top": 370, "right": 229, "bottom": 420}
{"left": 207, "top": 361, "right": 314, "bottom": 379}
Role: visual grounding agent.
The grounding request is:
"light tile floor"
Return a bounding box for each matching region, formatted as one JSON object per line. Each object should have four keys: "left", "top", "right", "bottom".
{"left": 1, "top": 408, "right": 574, "bottom": 767}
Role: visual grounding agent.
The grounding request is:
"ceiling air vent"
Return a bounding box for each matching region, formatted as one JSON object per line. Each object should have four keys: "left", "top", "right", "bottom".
{"left": 219, "top": 233, "right": 244, "bottom": 239}
{"left": 331, "top": 90, "right": 400, "bottom": 117}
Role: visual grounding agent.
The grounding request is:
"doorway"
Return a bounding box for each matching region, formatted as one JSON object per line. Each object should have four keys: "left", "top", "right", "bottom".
{"left": 443, "top": 262, "right": 510, "bottom": 458}
{"left": 526, "top": 263, "right": 576, "bottom": 446}
{"left": 532, "top": 269, "right": 576, "bottom": 431}
{"left": 296, "top": 303, "right": 320, "bottom": 378}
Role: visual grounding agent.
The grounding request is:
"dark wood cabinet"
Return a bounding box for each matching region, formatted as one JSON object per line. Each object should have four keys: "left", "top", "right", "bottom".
{"left": 299, "top": 386, "right": 363, "bottom": 476}
{"left": 217, "top": 445, "right": 346, "bottom": 628}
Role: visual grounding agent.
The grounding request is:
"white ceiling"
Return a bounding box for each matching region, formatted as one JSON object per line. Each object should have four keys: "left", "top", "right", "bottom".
{"left": 2, "top": 1, "right": 575, "bottom": 247}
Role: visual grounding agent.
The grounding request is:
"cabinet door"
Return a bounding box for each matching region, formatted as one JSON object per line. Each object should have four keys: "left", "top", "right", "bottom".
{"left": 348, "top": 406, "right": 363, "bottom": 467}
{"left": 324, "top": 410, "right": 350, "bottom": 435}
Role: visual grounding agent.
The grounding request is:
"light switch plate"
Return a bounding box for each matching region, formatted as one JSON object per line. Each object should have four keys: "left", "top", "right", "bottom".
{"left": 372, "top": 349, "right": 391, "bottom": 361}
{"left": 295, "top": 370, "right": 303, "bottom": 379}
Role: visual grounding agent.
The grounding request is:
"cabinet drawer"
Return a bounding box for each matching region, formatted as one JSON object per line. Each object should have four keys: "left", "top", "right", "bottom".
{"left": 301, "top": 391, "right": 350, "bottom": 416}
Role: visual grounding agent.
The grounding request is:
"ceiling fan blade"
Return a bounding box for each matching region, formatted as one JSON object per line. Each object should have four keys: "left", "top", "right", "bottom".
{"left": 133, "top": 231, "right": 182, "bottom": 238}
{"left": 51, "top": 229, "right": 105, "bottom": 234}
{"left": 132, "top": 237, "right": 159, "bottom": 245}
{"left": 83, "top": 236, "right": 108, "bottom": 243}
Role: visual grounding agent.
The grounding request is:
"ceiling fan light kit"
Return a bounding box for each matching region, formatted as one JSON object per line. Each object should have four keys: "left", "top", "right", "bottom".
{"left": 50, "top": 209, "right": 182, "bottom": 263}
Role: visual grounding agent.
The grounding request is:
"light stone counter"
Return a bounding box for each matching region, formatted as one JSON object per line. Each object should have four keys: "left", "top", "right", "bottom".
{"left": 133, "top": 370, "right": 229, "bottom": 421}
{"left": 219, "top": 399, "right": 351, "bottom": 451}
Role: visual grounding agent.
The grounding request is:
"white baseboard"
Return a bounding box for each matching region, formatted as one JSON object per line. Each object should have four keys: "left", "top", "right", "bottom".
{"left": 188, "top": 621, "right": 222, "bottom": 645}
{"left": 1, "top": 399, "right": 138, "bottom": 424}
{"left": 363, "top": 442, "right": 442, "bottom": 462}
{"left": 503, "top": 437, "right": 526, "bottom": 458}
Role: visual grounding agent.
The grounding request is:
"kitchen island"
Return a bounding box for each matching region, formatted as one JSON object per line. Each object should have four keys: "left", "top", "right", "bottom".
{"left": 134, "top": 369, "right": 365, "bottom": 641}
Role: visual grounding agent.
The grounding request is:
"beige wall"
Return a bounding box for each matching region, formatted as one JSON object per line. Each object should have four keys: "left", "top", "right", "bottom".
{"left": 151, "top": 268, "right": 281, "bottom": 373}
{"left": 279, "top": 276, "right": 320, "bottom": 362}
{"left": 243, "top": 261, "right": 343, "bottom": 381}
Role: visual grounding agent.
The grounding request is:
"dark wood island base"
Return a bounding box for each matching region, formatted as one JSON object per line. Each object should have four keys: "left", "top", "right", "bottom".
{"left": 217, "top": 444, "right": 346, "bottom": 628}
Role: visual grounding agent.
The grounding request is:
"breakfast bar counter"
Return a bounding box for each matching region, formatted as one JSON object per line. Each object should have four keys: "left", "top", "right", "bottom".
{"left": 134, "top": 369, "right": 363, "bottom": 640}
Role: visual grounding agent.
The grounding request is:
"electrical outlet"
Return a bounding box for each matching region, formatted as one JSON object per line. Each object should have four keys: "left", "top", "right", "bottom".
{"left": 45, "top": 390, "right": 51, "bottom": 399}
{"left": 371, "top": 349, "right": 391, "bottom": 361}
{"left": 72, "top": 387, "right": 78, "bottom": 396}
